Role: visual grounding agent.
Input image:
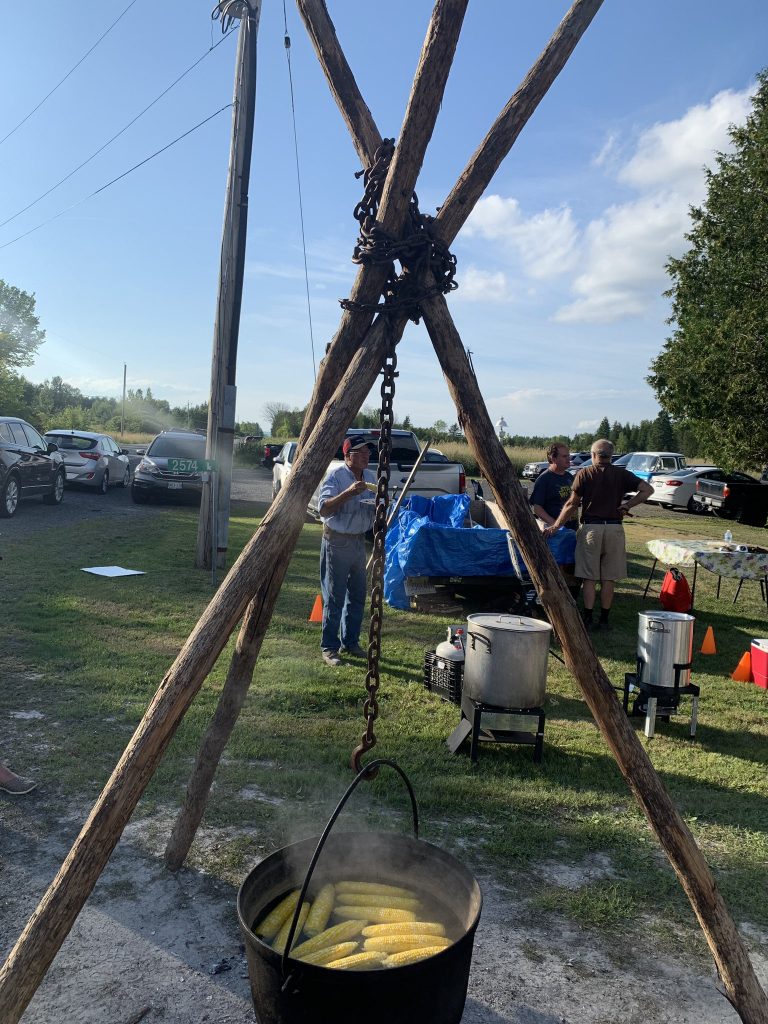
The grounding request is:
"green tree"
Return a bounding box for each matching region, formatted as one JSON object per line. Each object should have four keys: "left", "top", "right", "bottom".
{"left": 595, "top": 416, "right": 611, "bottom": 441}
{"left": 0, "top": 280, "right": 46, "bottom": 370}
{"left": 648, "top": 410, "right": 677, "bottom": 450}
{"left": 648, "top": 71, "right": 768, "bottom": 469}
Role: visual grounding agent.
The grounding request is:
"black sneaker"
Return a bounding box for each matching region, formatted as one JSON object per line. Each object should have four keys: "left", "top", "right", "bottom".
{"left": 596, "top": 621, "right": 613, "bottom": 632}
{"left": 340, "top": 644, "right": 366, "bottom": 658}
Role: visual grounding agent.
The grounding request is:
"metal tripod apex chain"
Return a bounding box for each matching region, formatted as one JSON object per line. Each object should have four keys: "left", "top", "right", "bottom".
{"left": 350, "top": 340, "right": 398, "bottom": 776}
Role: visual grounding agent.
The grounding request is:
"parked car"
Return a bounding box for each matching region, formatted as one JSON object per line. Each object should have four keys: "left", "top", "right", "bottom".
{"left": 645, "top": 466, "right": 720, "bottom": 512}
{"left": 695, "top": 470, "right": 768, "bottom": 526}
{"left": 131, "top": 429, "right": 207, "bottom": 504}
{"left": 271, "top": 441, "right": 297, "bottom": 499}
{"left": 44, "top": 429, "right": 130, "bottom": 493}
{"left": 521, "top": 460, "right": 548, "bottom": 480}
{"left": 0, "top": 416, "right": 65, "bottom": 517}
{"left": 261, "top": 442, "right": 285, "bottom": 469}
{"left": 569, "top": 451, "right": 591, "bottom": 467}
{"left": 623, "top": 451, "right": 687, "bottom": 482}
{"left": 611, "top": 452, "right": 634, "bottom": 466}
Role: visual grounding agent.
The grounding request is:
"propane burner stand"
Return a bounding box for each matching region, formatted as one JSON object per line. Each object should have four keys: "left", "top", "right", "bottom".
{"left": 622, "top": 662, "right": 699, "bottom": 739}
{"left": 447, "top": 695, "right": 545, "bottom": 764}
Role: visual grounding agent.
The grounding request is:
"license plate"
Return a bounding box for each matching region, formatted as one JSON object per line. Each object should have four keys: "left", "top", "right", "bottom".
{"left": 167, "top": 482, "right": 183, "bottom": 490}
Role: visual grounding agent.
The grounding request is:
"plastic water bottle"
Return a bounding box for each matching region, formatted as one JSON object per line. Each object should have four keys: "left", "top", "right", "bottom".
{"left": 724, "top": 529, "right": 733, "bottom": 545}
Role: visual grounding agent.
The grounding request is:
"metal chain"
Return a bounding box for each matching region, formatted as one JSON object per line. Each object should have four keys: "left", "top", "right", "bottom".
{"left": 340, "top": 140, "right": 458, "bottom": 324}
{"left": 350, "top": 335, "right": 398, "bottom": 776}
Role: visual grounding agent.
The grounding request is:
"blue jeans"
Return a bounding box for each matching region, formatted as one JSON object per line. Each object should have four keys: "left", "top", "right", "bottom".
{"left": 320, "top": 532, "right": 367, "bottom": 652}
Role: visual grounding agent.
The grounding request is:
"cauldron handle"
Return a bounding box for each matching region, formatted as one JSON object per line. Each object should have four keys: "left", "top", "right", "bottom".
{"left": 280, "top": 758, "right": 418, "bottom": 984}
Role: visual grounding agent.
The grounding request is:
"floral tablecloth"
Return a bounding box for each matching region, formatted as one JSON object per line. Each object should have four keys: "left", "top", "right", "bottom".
{"left": 647, "top": 539, "right": 768, "bottom": 580}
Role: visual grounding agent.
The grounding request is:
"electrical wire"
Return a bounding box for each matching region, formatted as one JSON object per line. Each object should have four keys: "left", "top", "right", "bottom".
{"left": 0, "top": 104, "right": 232, "bottom": 251}
{"left": 0, "top": 0, "right": 141, "bottom": 149}
{"left": 282, "top": 0, "right": 317, "bottom": 381}
{"left": 0, "top": 28, "right": 237, "bottom": 232}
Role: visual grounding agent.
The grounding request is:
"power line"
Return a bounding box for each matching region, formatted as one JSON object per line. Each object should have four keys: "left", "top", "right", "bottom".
{"left": 0, "top": 28, "right": 237, "bottom": 231}
{"left": 0, "top": 0, "right": 141, "bottom": 149}
{"left": 0, "top": 104, "right": 232, "bottom": 251}
{"left": 282, "top": 0, "right": 317, "bottom": 381}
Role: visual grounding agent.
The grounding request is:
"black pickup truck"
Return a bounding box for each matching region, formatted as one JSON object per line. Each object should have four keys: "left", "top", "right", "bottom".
{"left": 695, "top": 471, "right": 768, "bottom": 526}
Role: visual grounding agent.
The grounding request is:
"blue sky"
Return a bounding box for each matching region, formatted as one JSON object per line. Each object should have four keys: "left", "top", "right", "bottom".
{"left": 1, "top": 0, "right": 766, "bottom": 437}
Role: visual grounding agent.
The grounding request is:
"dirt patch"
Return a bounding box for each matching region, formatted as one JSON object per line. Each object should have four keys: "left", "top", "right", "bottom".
{"left": 2, "top": 795, "right": 765, "bottom": 1023}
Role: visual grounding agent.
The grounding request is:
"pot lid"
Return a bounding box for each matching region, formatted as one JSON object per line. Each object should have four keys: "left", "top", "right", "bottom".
{"left": 638, "top": 610, "right": 695, "bottom": 622}
{"left": 467, "top": 613, "right": 553, "bottom": 633}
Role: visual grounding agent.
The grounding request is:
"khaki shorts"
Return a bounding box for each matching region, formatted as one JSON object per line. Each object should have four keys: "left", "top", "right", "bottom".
{"left": 575, "top": 524, "right": 627, "bottom": 581}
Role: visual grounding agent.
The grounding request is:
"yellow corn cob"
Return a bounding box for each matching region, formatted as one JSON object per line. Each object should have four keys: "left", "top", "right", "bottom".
{"left": 254, "top": 890, "right": 301, "bottom": 940}
{"left": 383, "top": 945, "right": 449, "bottom": 967}
{"left": 334, "top": 905, "right": 416, "bottom": 924}
{"left": 289, "top": 919, "right": 366, "bottom": 959}
{"left": 363, "top": 934, "right": 451, "bottom": 954}
{"left": 335, "top": 893, "right": 420, "bottom": 912}
{"left": 361, "top": 921, "right": 446, "bottom": 938}
{"left": 297, "top": 942, "right": 359, "bottom": 966}
{"left": 336, "top": 881, "right": 417, "bottom": 899}
{"left": 273, "top": 901, "right": 310, "bottom": 954}
{"left": 304, "top": 883, "right": 336, "bottom": 937}
{"left": 325, "top": 950, "right": 385, "bottom": 971}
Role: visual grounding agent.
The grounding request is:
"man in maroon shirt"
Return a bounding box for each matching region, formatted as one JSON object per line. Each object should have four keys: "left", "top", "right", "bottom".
{"left": 545, "top": 439, "right": 653, "bottom": 630}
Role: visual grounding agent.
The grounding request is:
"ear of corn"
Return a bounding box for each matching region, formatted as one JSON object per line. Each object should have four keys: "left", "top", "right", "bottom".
{"left": 273, "top": 900, "right": 310, "bottom": 954}
{"left": 361, "top": 921, "right": 446, "bottom": 938}
{"left": 336, "top": 881, "right": 417, "bottom": 899}
{"left": 289, "top": 919, "right": 366, "bottom": 959}
{"left": 296, "top": 942, "right": 359, "bottom": 966}
{"left": 304, "top": 883, "right": 335, "bottom": 937}
{"left": 254, "top": 890, "right": 301, "bottom": 940}
{"left": 335, "top": 905, "right": 416, "bottom": 924}
{"left": 363, "top": 934, "right": 452, "bottom": 954}
{"left": 325, "top": 950, "right": 385, "bottom": 970}
{"left": 383, "top": 945, "right": 449, "bottom": 967}
{"left": 334, "top": 893, "right": 420, "bottom": 912}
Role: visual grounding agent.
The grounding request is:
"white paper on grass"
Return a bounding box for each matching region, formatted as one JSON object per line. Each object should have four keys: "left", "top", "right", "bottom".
{"left": 81, "top": 566, "right": 145, "bottom": 577}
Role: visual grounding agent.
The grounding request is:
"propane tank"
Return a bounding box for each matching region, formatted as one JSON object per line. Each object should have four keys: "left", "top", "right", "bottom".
{"left": 436, "top": 626, "right": 465, "bottom": 662}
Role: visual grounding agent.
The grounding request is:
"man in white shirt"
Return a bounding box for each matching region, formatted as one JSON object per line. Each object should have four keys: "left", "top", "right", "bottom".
{"left": 317, "top": 435, "right": 376, "bottom": 666}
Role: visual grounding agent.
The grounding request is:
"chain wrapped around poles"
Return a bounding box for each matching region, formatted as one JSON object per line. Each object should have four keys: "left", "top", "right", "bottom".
{"left": 350, "top": 336, "right": 398, "bottom": 776}
{"left": 340, "top": 138, "right": 458, "bottom": 324}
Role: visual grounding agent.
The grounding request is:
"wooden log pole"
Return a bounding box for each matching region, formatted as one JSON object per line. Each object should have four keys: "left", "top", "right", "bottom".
{"left": 162, "top": 0, "right": 467, "bottom": 871}
{"left": 0, "top": 317, "right": 398, "bottom": 1024}
{"left": 419, "top": 290, "right": 768, "bottom": 1024}
{"left": 297, "top": 0, "right": 467, "bottom": 448}
{"left": 296, "top": 0, "right": 605, "bottom": 442}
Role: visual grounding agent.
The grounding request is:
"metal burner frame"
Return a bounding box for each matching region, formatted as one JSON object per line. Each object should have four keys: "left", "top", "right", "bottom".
{"left": 447, "top": 695, "right": 545, "bottom": 764}
{"left": 622, "top": 660, "right": 699, "bottom": 739}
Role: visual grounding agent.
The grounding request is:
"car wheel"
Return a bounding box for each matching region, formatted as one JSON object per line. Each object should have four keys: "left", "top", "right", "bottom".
{"left": 686, "top": 496, "right": 703, "bottom": 514}
{"left": 43, "top": 468, "right": 65, "bottom": 506}
{"left": 99, "top": 471, "right": 109, "bottom": 495}
{"left": 131, "top": 486, "right": 149, "bottom": 504}
{"left": 272, "top": 480, "right": 281, "bottom": 500}
{"left": 1, "top": 474, "right": 20, "bottom": 518}
{"left": 122, "top": 466, "right": 130, "bottom": 487}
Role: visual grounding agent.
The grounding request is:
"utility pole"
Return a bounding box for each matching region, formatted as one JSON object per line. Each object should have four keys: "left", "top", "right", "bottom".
{"left": 121, "top": 363, "right": 127, "bottom": 438}
{"left": 196, "top": 0, "right": 261, "bottom": 570}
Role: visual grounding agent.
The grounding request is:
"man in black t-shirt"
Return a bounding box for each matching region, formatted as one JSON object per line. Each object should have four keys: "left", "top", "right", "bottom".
{"left": 530, "top": 442, "right": 577, "bottom": 530}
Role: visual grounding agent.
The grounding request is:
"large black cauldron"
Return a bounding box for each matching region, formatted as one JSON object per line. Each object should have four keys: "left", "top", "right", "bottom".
{"left": 237, "top": 762, "right": 482, "bottom": 1024}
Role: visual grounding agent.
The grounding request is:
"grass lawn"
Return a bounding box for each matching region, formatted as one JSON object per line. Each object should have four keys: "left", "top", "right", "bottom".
{"left": 1, "top": 497, "right": 767, "bottom": 951}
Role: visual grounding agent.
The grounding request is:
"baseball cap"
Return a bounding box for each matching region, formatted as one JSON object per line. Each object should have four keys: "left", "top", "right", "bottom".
{"left": 343, "top": 435, "right": 369, "bottom": 455}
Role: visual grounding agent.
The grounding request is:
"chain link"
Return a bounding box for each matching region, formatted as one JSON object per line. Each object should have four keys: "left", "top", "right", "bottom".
{"left": 350, "top": 334, "right": 398, "bottom": 776}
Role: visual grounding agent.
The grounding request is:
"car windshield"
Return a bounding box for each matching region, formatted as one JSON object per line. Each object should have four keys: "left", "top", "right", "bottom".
{"left": 148, "top": 435, "right": 206, "bottom": 459}
{"left": 47, "top": 434, "right": 96, "bottom": 451}
{"left": 627, "top": 455, "right": 655, "bottom": 472}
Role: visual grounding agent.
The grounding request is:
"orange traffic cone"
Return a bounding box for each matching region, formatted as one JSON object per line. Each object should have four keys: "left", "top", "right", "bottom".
{"left": 731, "top": 651, "right": 753, "bottom": 683}
{"left": 700, "top": 626, "right": 716, "bottom": 655}
{"left": 309, "top": 594, "right": 323, "bottom": 623}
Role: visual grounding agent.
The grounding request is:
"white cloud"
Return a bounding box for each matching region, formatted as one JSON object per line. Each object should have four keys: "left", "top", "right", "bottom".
{"left": 618, "top": 86, "right": 753, "bottom": 192}
{"left": 554, "top": 192, "right": 689, "bottom": 323}
{"left": 593, "top": 133, "right": 618, "bottom": 169}
{"left": 463, "top": 195, "right": 578, "bottom": 279}
{"left": 454, "top": 266, "right": 511, "bottom": 302}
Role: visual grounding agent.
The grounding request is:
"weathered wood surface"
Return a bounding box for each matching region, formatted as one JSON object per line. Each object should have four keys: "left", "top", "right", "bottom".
{"left": 0, "top": 319, "right": 399, "bottom": 1024}
{"left": 298, "top": 0, "right": 467, "bottom": 448}
{"left": 163, "top": 0, "right": 466, "bottom": 871}
{"left": 298, "top": 2, "right": 768, "bottom": 1016}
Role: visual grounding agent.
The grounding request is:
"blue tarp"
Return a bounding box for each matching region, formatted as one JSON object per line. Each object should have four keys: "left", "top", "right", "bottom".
{"left": 384, "top": 494, "right": 576, "bottom": 609}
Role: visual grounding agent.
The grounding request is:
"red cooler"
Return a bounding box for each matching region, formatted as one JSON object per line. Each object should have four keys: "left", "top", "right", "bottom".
{"left": 751, "top": 640, "right": 768, "bottom": 690}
